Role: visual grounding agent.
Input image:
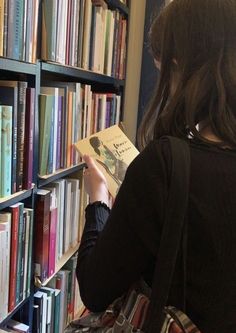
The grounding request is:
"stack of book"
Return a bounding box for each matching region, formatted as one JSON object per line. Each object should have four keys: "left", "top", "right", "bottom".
{"left": 0, "top": 205, "right": 34, "bottom": 321}
{"left": 0, "top": 81, "right": 35, "bottom": 198}
{"left": 33, "top": 253, "right": 83, "bottom": 333}
{"left": 1, "top": 0, "right": 39, "bottom": 63}
{"left": 41, "top": 0, "right": 127, "bottom": 79}
{"left": 34, "top": 179, "right": 81, "bottom": 283}
{"left": 39, "top": 83, "right": 121, "bottom": 176}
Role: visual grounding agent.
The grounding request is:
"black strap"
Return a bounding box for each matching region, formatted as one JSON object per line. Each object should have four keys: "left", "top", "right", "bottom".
{"left": 145, "top": 136, "right": 191, "bottom": 332}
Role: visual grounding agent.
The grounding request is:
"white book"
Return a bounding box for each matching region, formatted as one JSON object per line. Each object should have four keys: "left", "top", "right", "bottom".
{"left": 82, "top": 0, "right": 92, "bottom": 69}
{"left": 7, "top": 319, "right": 29, "bottom": 332}
{"left": 64, "top": 180, "right": 72, "bottom": 252}
{"left": 100, "top": 7, "right": 107, "bottom": 74}
{"left": 0, "top": 213, "right": 11, "bottom": 320}
{"left": 56, "top": 270, "right": 70, "bottom": 332}
{"left": 34, "top": 291, "right": 47, "bottom": 333}
{"left": 23, "top": 210, "right": 30, "bottom": 299}
{"left": 107, "top": 11, "right": 115, "bottom": 76}
{"left": 93, "top": 6, "right": 102, "bottom": 72}
{"left": 51, "top": 179, "right": 65, "bottom": 260}
{"left": 69, "top": 179, "right": 80, "bottom": 247}
{"left": 86, "top": 86, "right": 92, "bottom": 137}
{"left": 115, "top": 95, "right": 121, "bottom": 125}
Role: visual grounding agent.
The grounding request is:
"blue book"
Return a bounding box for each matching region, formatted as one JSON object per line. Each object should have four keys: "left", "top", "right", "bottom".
{"left": 1, "top": 105, "right": 12, "bottom": 197}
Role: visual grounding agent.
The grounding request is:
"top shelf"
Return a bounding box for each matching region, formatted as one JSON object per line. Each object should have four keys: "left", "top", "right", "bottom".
{"left": 0, "top": 57, "right": 38, "bottom": 75}
{"left": 41, "top": 62, "right": 125, "bottom": 88}
{"left": 105, "top": 0, "right": 129, "bottom": 15}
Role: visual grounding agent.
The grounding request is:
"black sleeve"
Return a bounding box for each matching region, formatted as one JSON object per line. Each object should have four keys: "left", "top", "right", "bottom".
{"left": 76, "top": 140, "right": 169, "bottom": 312}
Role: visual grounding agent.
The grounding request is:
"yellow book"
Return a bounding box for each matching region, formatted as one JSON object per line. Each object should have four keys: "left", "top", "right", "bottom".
{"left": 0, "top": 0, "right": 4, "bottom": 56}
{"left": 74, "top": 125, "right": 139, "bottom": 198}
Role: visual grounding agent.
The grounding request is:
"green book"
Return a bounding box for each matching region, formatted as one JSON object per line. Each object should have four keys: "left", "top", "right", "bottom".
{"left": 39, "top": 94, "right": 53, "bottom": 175}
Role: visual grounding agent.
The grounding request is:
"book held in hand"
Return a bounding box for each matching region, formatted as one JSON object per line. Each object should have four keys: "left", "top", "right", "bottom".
{"left": 74, "top": 125, "right": 139, "bottom": 197}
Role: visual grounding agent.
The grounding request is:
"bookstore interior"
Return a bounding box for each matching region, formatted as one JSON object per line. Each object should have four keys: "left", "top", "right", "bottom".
{"left": 0, "top": 0, "right": 149, "bottom": 332}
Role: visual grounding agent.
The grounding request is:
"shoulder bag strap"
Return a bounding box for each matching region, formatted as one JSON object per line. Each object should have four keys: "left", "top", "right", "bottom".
{"left": 145, "top": 136, "right": 191, "bottom": 333}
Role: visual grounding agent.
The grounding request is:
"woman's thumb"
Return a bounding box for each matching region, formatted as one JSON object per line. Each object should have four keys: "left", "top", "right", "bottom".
{"left": 83, "top": 154, "right": 96, "bottom": 169}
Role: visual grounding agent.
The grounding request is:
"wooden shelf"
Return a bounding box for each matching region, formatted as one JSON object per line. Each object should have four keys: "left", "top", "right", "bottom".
{"left": 41, "top": 61, "right": 125, "bottom": 87}
{"left": 0, "top": 297, "right": 30, "bottom": 327}
{"left": 106, "top": 0, "right": 129, "bottom": 15}
{"left": 36, "top": 244, "right": 80, "bottom": 287}
{"left": 38, "top": 163, "right": 84, "bottom": 187}
{"left": 0, "top": 57, "right": 38, "bottom": 75}
{"left": 0, "top": 188, "right": 34, "bottom": 211}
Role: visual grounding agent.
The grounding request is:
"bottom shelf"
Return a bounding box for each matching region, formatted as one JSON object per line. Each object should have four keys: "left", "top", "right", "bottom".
{"left": 0, "top": 297, "right": 30, "bottom": 327}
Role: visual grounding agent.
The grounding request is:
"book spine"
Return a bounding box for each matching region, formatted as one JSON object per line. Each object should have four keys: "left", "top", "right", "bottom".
{"left": 7, "top": 0, "right": 14, "bottom": 58}
{"left": 34, "top": 192, "right": 50, "bottom": 282}
{"left": 48, "top": 208, "right": 57, "bottom": 277}
{"left": 11, "top": 86, "right": 18, "bottom": 194}
{"left": 0, "top": 107, "right": 1, "bottom": 196}
{"left": 39, "top": 95, "right": 53, "bottom": 176}
{"left": 15, "top": 203, "right": 24, "bottom": 305}
{"left": 56, "top": 96, "right": 62, "bottom": 170}
{"left": 17, "top": 81, "right": 27, "bottom": 191}
{"left": 26, "top": 209, "right": 34, "bottom": 297}
{"left": 3, "top": 0, "right": 7, "bottom": 57}
{"left": 19, "top": 210, "right": 27, "bottom": 302}
{"left": 8, "top": 205, "right": 19, "bottom": 312}
{"left": 12, "top": 0, "right": 23, "bottom": 60}
{"left": 1, "top": 106, "right": 12, "bottom": 197}
{"left": 0, "top": 0, "right": 4, "bottom": 56}
{"left": 47, "top": 96, "right": 55, "bottom": 175}
{"left": 23, "top": 88, "right": 35, "bottom": 190}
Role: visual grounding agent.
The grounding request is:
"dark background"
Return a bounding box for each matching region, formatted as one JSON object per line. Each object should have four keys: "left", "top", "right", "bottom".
{"left": 137, "top": 0, "right": 164, "bottom": 132}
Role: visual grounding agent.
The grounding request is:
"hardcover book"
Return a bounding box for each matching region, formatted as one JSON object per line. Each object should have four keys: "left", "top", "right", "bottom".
{"left": 74, "top": 125, "right": 139, "bottom": 197}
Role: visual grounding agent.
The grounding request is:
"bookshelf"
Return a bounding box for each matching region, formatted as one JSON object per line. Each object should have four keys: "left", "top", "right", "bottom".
{"left": 0, "top": 0, "right": 130, "bottom": 332}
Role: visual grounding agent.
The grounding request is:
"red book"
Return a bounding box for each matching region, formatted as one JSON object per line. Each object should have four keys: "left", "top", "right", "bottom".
{"left": 48, "top": 207, "right": 58, "bottom": 277}
{"left": 23, "top": 88, "right": 35, "bottom": 189}
{"left": 8, "top": 204, "right": 20, "bottom": 312}
{"left": 34, "top": 190, "right": 50, "bottom": 282}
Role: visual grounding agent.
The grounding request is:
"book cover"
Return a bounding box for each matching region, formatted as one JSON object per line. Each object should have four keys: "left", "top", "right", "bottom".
{"left": 15, "top": 202, "right": 24, "bottom": 305}
{"left": 74, "top": 125, "right": 139, "bottom": 197}
{"left": 24, "top": 208, "right": 34, "bottom": 298}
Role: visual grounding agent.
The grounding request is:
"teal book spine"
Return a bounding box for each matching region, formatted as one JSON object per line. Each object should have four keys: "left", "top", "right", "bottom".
{"left": 54, "top": 289, "right": 61, "bottom": 333}
{"left": 39, "top": 95, "right": 53, "bottom": 175}
{"left": 15, "top": 202, "right": 24, "bottom": 305}
{"left": 1, "top": 105, "right": 12, "bottom": 197}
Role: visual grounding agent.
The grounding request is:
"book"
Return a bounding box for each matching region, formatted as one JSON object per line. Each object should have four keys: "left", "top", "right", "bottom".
{"left": 74, "top": 125, "right": 139, "bottom": 197}
{"left": 1, "top": 105, "right": 13, "bottom": 197}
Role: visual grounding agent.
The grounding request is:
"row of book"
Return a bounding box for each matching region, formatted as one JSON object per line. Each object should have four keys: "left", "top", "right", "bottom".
{"left": 0, "top": 204, "right": 34, "bottom": 321}
{"left": 39, "top": 82, "right": 121, "bottom": 176}
{"left": 41, "top": 0, "right": 127, "bottom": 79}
{"left": 33, "top": 253, "right": 83, "bottom": 333}
{"left": 0, "top": 81, "right": 35, "bottom": 198}
{"left": 34, "top": 178, "right": 82, "bottom": 283}
{"left": 0, "top": 0, "right": 39, "bottom": 63}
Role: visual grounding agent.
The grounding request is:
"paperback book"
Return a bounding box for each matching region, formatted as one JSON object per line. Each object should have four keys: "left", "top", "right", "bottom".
{"left": 74, "top": 125, "right": 139, "bottom": 197}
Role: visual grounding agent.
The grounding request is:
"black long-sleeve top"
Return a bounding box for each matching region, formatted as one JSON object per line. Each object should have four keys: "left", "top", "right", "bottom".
{"left": 76, "top": 139, "right": 236, "bottom": 333}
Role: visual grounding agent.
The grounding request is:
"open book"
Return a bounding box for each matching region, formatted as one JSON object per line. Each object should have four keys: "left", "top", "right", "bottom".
{"left": 74, "top": 125, "right": 139, "bottom": 197}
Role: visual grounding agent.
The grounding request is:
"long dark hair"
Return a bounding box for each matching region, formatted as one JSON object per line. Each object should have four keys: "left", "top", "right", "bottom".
{"left": 138, "top": 0, "right": 236, "bottom": 149}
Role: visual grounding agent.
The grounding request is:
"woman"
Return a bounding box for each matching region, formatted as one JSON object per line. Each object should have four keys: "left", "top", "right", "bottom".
{"left": 77, "top": 0, "right": 236, "bottom": 332}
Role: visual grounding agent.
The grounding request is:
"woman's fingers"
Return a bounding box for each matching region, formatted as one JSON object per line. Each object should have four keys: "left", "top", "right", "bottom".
{"left": 83, "top": 154, "right": 97, "bottom": 170}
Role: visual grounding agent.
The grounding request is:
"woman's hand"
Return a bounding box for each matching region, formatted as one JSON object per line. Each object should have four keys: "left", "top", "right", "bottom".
{"left": 83, "top": 155, "right": 109, "bottom": 205}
